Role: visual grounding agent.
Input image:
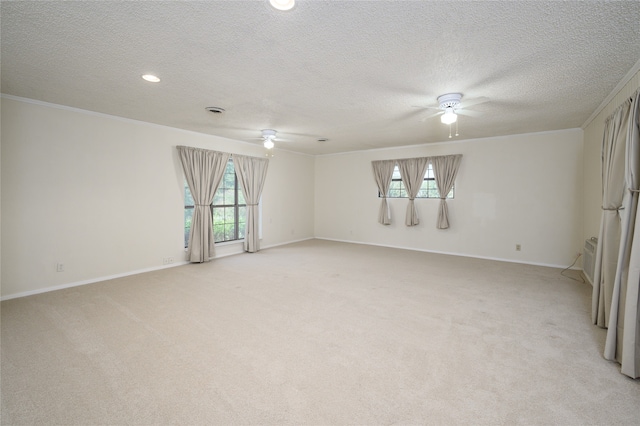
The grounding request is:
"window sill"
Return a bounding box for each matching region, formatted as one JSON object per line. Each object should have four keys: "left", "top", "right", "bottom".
{"left": 215, "top": 240, "right": 244, "bottom": 247}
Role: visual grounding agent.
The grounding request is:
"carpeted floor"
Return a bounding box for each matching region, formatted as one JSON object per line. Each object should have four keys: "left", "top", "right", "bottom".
{"left": 1, "top": 239, "right": 638, "bottom": 425}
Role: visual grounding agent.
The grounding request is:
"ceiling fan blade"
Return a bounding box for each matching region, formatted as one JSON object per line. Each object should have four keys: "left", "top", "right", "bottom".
{"left": 460, "top": 96, "right": 489, "bottom": 108}
{"left": 412, "top": 104, "right": 440, "bottom": 111}
{"left": 419, "top": 111, "right": 444, "bottom": 122}
{"left": 457, "top": 109, "right": 482, "bottom": 117}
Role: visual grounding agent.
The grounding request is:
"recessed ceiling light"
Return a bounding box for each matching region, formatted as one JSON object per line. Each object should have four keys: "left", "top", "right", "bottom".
{"left": 269, "top": 0, "right": 295, "bottom": 11}
{"left": 142, "top": 74, "right": 160, "bottom": 83}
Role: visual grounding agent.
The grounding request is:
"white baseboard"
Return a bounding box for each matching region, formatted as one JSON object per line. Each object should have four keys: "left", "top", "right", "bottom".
{"left": 261, "top": 237, "right": 314, "bottom": 250}
{"left": 1, "top": 236, "right": 577, "bottom": 301}
{"left": 1, "top": 237, "right": 315, "bottom": 301}
{"left": 314, "top": 237, "right": 581, "bottom": 270}
{"left": 206, "top": 237, "right": 315, "bottom": 260}
{"left": 1, "top": 261, "right": 190, "bottom": 301}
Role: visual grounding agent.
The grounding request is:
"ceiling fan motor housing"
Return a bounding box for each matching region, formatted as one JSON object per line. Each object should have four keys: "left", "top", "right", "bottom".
{"left": 261, "top": 129, "right": 277, "bottom": 139}
{"left": 437, "top": 93, "right": 462, "bottom": 110}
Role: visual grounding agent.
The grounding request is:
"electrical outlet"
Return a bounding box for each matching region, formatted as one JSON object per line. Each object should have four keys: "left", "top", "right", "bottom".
{"left": 516, "top": 244, "right": 521, "bottom": 251}
{"left": 56, "top": 263, "right": 65, "bottom": 272}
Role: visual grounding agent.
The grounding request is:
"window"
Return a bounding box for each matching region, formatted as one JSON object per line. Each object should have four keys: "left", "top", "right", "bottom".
{"left": 184, "top": 159, "right": 246, "bottom": 247}
{"left": 385, "top": 164, "right": 454, "bottom": 198}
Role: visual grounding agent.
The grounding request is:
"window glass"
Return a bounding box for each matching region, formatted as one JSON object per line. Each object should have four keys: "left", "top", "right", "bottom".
{"left": 184, "top": 159, "right": 247, "bottom": 247}
{"left": 383, "top": 164, "right": 453, "bottom": 199}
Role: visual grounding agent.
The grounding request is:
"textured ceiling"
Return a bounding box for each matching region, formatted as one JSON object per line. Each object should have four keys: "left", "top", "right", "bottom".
{"left": 2, "top": 1, "right": 640, "bottom": 155}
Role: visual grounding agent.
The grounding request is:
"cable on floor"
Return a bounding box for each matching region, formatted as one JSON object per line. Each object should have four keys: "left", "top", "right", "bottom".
{"left": 561, "top": 253, "right": 585, "bottom": 283}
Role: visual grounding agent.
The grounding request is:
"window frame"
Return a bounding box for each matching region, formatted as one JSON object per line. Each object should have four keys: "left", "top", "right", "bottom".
{"left": 184, "top": 159, "right": 247, "bottom": 247}
{"left": 381, "top": 163, "right": 454, "bottom": 199}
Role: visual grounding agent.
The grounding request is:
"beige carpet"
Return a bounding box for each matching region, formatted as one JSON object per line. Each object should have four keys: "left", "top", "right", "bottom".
{"left": 1, "top": 239, "right": 638, "bottom": 425}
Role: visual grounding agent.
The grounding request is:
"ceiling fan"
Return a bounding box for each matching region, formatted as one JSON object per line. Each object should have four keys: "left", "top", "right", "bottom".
{"left": 415, "top": 93, "right": 489, "bottom": 123}
{"left": 252, "top": 129, "right": 328, "bottom": 154}
{"left": 259, "top": 129, "right": 279, "bottom": 149}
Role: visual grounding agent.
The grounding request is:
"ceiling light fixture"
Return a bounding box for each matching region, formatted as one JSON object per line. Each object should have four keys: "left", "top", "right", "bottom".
{"left": 269, "top": 0, "right": 295, "bottom": 11}
{"left": 440, "top": 107, "right": 457, "bottom": 124}
{"left": 262, "top": 129, "right": 277, "bottom": 149}
{"left": 142, "top": 74, "right": 160, "bottom": 83}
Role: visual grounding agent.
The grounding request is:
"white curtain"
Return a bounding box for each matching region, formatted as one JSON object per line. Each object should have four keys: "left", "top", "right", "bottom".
{"left": 593, "top": 89, "right": 640, "bottom": 379}
{"left": 603, "top": 90, "right": 640, "bottom": 378}
{"left": 371, "top": 160, "right": 396, "bottom": 225}
{"left": 177, "top": 146, "right": 230, "bottom": 263}
{"left": 397, "top": 157, "right": 429, "bottom": 226}
{"left": 592, "top": 100, "right": 632, "bottom": 326}
{"left": 432, "top": 154, "right": 462, "bottom": 229}
{"left": 233, "top": 154, "right": 269, "bottom": 253}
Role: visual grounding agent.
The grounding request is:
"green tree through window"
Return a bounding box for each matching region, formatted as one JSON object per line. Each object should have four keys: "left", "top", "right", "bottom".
{"left": 184, "top": 160, "right": 246, "bottom": 247}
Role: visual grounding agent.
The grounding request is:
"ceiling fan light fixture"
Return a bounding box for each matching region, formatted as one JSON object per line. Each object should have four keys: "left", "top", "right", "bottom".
{"left": 261, "top": 129, "right": 277, "bottom": 149}
{"left": 440, "top": 107, "right": 457, "bottom": 124}
{"left": 269, "top": 0, "right": 295, "bottom": 11}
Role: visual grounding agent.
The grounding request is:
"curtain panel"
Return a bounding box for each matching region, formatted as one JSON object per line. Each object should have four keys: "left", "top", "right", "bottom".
{"left": 593, "top": 89, "right": 640, "bottom": 379}
{"left": 432, "top": 154, "right": 463, "bottom": 229}
{"left": 397, "top": 157, "right": 430, "bottom": 226}
{"left": 177, "top": 146, "right": 230, "bottom": 263}
{"left": 373, "top": 154, "right": 462, "bottom": 228}
{"left": 592, "top": 100, "right": 632, "bottom": 326}
{"left": 232, "top": 155, "right": 269, "bottom": 253}
{"left": 371, "top": 160, "right": 396, "bottom": 225}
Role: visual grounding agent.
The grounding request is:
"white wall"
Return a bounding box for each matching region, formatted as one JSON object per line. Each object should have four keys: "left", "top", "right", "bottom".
{"left": 314, "top": 129, "right": 584, "bottom": 267}
{"left": 1, "top": 97, "right": 315, "bottom": 299}
{"left": 0, "top": 94, "right": 596, "bottom": 299}
{"left": 582, "top": 69, "right": 640, "bottom": 244}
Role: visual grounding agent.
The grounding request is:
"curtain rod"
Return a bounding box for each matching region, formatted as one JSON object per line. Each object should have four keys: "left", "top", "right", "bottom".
{"left": 373, "top": 154, "right": 462, "bottom": 163}
{"left": 176, "top": 145, "right": 267, "bottom": 160}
